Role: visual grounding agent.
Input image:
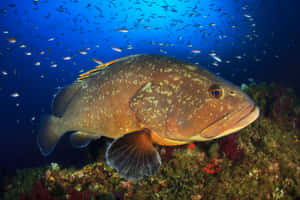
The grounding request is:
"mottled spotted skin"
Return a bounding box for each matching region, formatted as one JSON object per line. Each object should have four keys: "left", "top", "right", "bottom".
{"left": 61, "top": 54, "right": 255, "bottom": 145}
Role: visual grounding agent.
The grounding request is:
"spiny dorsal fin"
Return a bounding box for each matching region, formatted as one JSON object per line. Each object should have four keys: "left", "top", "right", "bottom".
{"left": 76, "top": 57, "right": 125, "bottom": 81}
{"left": 76, "top": 54, "right": 143, "bottom": 82}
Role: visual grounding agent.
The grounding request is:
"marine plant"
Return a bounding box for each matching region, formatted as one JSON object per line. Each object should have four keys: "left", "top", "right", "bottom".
{"left": 19, "top": 180, "right": 56, "bottom": 200}
{"left": 217, "top": 132, "right": 244, "bottom": 161}
{"left": 2, "top": 167, "right": 46, "bottom": 200}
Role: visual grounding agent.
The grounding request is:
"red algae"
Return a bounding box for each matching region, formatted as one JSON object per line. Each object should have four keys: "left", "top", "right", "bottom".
{"left": 20, "top": 180, "right": 56, "bottom": 200}
{"left": 218, "top": 132, "right": 244, "bottom": 161}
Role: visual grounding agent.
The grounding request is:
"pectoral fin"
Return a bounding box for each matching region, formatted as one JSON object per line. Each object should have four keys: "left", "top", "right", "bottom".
{"left": 105, "top": 129, "right": 161, "bottom": 181}
{"left": 70, "top": 131, "right": 101, "bottom": 148}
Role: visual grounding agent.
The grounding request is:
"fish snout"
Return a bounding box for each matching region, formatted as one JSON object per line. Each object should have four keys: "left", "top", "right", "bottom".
{"left": 196, "top": 97, "right": 259, "bottom": 140}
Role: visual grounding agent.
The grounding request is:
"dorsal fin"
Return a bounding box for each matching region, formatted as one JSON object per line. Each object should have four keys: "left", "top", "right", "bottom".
{"left": 76, "top": 54, "right": 143, "bottom": 82}
{"left": 76, "top": 57, "right": 124, "bottom": 81}
{"left": 52, "top": 83, "right": 83, "bottom": 117}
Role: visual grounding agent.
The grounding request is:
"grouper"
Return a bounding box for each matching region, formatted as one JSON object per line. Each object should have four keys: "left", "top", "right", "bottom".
{"left": 37, "top": 54, "right": 259, "bottom": 180}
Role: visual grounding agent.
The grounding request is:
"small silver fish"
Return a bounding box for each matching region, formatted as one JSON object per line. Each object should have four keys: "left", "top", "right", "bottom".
{"left": 116, "top": 28, "right": 129, "bottom": 33}
{"left": 211, "top": 55, "right": 222, "bottom": 63}
{"left": 192, "top": 49, "right": 201, "bottom": 54}
{"left": 91, "top": 58, "right": 103, "bottom": 64}
{"left": 10, "top": 92, "right": 19, "bottom": 98}
{"left": 63, "top": 56, "right": 72, "bottom": 60}
{"left": 111, "top": 46, "right": 122, "bottom": 52}
{"left": 79, "top": 50, "right": 88, "bottom": 55}
{"left": 7, "top": 37, "right": 16, "bottom": 43}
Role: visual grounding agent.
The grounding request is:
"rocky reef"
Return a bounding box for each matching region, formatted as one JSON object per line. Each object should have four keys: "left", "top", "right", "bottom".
{"left": 2, "top": 82, "right": 300, "bottom": 200}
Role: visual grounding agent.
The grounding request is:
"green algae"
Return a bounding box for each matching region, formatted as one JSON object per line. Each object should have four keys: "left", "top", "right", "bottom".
{"left": 3, "top": 82, "right": 300, "bottom": 200}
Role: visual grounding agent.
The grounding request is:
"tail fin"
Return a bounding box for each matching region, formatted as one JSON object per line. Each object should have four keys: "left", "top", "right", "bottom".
{"left": 37, "top": 115, "right": 67, "bottom": 156}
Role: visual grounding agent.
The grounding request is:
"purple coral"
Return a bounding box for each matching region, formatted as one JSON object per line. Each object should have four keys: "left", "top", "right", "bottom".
{"left": 218, "top": 132, "right": 244, "bottom": 161}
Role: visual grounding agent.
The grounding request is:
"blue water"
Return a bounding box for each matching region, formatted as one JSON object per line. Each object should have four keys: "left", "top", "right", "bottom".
{"left": 0, "top": 0, "right": 299, "bottom": 175}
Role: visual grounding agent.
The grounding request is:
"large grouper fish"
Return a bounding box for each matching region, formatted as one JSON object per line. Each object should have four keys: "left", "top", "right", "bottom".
{"left": 38, "top": 54, "right": 259, "bottom": 180}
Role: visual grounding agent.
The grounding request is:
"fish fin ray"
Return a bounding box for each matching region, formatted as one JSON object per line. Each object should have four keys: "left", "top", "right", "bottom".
{"left": 76, "top": 54, "right": 143, "bottom": 81}
{"left": 105, "top": 129, "right": 161, "bottom": 180}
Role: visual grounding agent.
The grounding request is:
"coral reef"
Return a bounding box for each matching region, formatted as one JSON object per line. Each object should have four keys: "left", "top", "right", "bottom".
{"left": 2, "top": 167, "right": 46, "bottom": 200}
{"left": 217, "top": 132, "right": 244, "bottom": 161}
{"left": 19, "top": 180, "right": 56, "bottom": 200}
{"left": 3, "top": 82, "right": 300, "bottom": 200}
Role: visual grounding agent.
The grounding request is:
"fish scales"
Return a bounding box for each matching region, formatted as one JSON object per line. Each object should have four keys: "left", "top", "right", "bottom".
{"left": 64, "top": 55, "right": 153, "bottom": 137}
{"left": 61, "top": 54, "right": 246, "bottom": 141}
{"left": 60, "top": 55, "right": 193, "bottom": 139}
{"left": 38, "top": 54, "right": 259, "bottom": 180}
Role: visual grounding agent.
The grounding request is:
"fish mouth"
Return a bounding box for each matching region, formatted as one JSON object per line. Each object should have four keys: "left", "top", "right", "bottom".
{"left": 198, "top": 103, "right": 260, "bottom": 139}
{"left": 231, "top": 105, "right": 259, "bottom": 130}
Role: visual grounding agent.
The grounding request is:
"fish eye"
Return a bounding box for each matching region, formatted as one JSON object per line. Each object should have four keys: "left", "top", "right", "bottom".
{"left": 209, "top": 84, "right": 223, "bottom": 99}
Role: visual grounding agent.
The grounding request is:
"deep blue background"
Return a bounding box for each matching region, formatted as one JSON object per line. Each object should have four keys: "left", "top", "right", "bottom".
{"left": 0, "top": 0, "right": 299, "bottom": 174}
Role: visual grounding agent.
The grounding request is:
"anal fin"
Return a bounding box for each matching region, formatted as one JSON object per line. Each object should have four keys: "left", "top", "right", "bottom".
{"left": 105, "top": 129, "right": 161, "bottom": 181}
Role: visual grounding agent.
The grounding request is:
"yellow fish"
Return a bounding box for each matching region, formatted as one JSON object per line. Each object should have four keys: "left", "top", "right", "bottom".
{"left": 37, "top": 54, "right": 259, "bottom": 180}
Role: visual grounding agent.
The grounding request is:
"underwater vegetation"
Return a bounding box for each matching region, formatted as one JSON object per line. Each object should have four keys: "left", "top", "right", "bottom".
{"left": 2, "top": 82, "right": 300, "bottom": 200}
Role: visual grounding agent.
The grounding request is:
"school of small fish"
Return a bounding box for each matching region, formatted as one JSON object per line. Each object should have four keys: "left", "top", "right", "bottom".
{"left": 0, "top": 0, "right": 284, "bottom": 126}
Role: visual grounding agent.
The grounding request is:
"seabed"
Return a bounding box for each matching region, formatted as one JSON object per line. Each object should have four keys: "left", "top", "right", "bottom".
{"left": 2, "top": 82, "right": 300, "bottom": 200}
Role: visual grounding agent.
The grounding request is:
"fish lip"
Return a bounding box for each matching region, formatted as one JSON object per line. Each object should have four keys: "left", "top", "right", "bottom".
{"left": 199, "top": 103, "right": 259, "bottom": 139}
{"left": 231, "top": 104, "right": 259, "bottom": 129}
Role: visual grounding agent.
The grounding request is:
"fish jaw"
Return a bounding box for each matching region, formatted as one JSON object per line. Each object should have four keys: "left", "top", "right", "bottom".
{"left": 209, "top": 105, "right": 259, "bottom": 139}
{"left": 190, "top": 103, "right": 260, "bottom": 141}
